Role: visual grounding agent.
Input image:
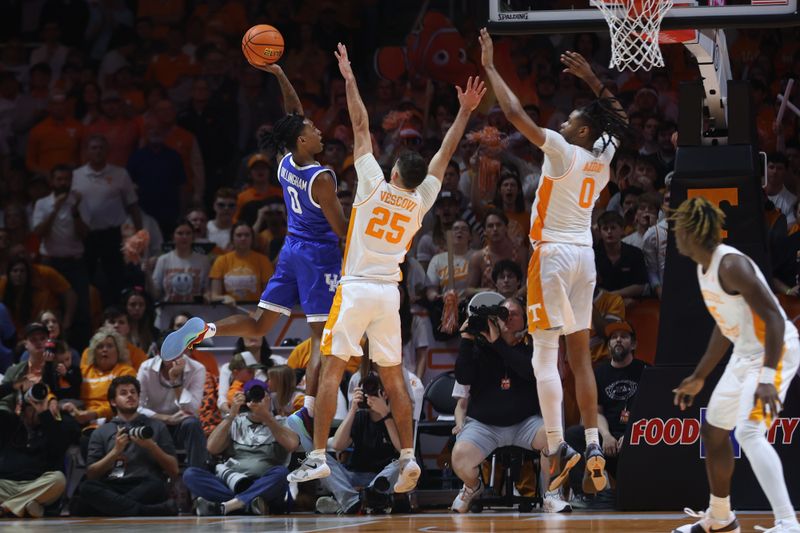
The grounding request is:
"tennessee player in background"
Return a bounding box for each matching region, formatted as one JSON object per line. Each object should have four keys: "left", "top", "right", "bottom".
{"left": 161, "top": 62, "right": 347, "bottom": 441}
{"left": 671, "top": 197, "right": 799, "bottom": 533}
{"left": 285, "top": 43, "right": 486, "bottom": 494}
{"left": 479, "top": 28, "right": 633, "bottom": 494}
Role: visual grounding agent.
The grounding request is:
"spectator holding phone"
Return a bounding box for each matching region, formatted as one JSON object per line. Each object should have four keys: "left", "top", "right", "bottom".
{"left": 623, "top": 193, "right": 660, "bottom": 250}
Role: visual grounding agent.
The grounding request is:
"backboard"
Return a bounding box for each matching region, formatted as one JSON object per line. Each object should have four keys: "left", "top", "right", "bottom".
{"left": 482, "top": 0, "right": 800, "bottom": 34}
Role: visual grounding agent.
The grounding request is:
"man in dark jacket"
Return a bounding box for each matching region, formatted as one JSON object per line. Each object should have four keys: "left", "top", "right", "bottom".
{"left": 0, "top": 376, "right": 80, "bottom": 517}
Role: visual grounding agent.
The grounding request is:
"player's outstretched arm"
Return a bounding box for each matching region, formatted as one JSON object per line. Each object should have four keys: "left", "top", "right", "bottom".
{"left": 335, "top": 43, "right": 371, "bottom": 160}
{"left": 673, "top": 324, "right": 730, "bottom": 411}
{"left": 478, "top": 28, "right": 545, "bottom": 147}
{"left": 560, "top": 51, "right": 627, "bottom": 123}
{"left": 428, "top": 76, "right": 486, "bottom": 181}
{"left": 257, "top": 63, "right": 303, "bottom": 116}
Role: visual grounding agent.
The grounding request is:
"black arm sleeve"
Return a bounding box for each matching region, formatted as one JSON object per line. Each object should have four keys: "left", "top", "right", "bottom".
{"left": 455, "top": 338, "right": 478, "bottom": 385}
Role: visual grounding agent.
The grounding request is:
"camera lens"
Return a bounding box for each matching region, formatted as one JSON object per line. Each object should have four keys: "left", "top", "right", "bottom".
{"left": 25, "top": 383, "right": 49, "bottom": 402}
{"left": 245, "top": 386, "right": 266, "bottom": 403}
{"left": 127, "top": 425, "right": 154, "bottom": 439}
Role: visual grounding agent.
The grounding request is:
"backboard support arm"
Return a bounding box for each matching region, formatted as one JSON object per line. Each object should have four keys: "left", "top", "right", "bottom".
{"left": 680, "top": 29, "right": 732, "bottom": 142}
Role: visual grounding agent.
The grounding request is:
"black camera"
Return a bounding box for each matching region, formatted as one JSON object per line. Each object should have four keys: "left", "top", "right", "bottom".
{"left": 23, "top": 383, "right": 49, "bottom": 403}
{"left": 124, "top": 425, "right": 154, "bottom": 439}
{"left": 245, "top": 384, "right": 266, "bottom": 403}
{"left": 465, "top": 304, "right": 509, "bottom": 337}
{"left": 359, "top": 372, "right": 382, "bottom": 410}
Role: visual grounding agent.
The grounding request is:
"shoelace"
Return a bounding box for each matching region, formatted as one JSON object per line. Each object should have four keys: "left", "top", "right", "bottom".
{"left": 683, "top": 508, "right": 707, "bottom": 519}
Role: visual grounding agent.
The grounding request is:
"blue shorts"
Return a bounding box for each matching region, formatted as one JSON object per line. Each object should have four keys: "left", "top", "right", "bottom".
{"left": 259, "top": 236, "right": 341, "bottom": 322}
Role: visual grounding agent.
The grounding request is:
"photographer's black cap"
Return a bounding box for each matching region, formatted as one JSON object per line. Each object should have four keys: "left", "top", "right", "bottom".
{"left": 244, "top": 379, "right": 269, "bottom": 394}
{"left": 24, "top": 322, "right": 48, "bottom": 338}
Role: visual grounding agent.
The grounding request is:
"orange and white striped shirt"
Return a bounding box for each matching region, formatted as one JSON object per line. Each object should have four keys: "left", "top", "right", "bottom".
{"left": 341, "top": 154, "right": 440, "bottom": 283}
{"left": 530, "top": 130, "right": 617, "bottom": 246}
{"left": 698, "top": 244, "right": 798, "bottom": 359}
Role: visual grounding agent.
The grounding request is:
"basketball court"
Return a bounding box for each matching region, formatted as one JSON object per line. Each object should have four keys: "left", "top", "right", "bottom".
{"left": 0, "top": 511, "right": 782, "bottom": 532}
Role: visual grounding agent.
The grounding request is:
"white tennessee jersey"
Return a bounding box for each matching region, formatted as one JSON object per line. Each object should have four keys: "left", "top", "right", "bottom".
{"left": 698, "top": 243, "right": 798, "bottom": 359}
{"left": 341, "top": 153, "right": 441, "bottom": 283}
{"left": 530, "top": 129, "right": 617, "bottom": 246}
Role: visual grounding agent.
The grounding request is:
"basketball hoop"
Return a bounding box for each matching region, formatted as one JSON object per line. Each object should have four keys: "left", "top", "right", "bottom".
{"left": 591, "top": 0, "right": 674, "bottom": 71}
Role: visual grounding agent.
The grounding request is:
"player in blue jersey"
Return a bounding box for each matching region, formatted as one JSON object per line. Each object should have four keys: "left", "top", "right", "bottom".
{"left": 161, "top": 63, "right": 347, "bottom": 439}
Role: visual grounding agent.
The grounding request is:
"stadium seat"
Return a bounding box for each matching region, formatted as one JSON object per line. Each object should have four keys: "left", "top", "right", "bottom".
{"left": 625, "top": 299, "right": 660, "bottom": 365}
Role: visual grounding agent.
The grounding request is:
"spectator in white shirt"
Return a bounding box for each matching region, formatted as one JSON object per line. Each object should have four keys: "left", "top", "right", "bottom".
{"left": 622, "top": 192, "right": 660, "bottom": 250}
{"left": 136, "top": 346, "right": 208, "bottom": 468}
{"left": 32, "top": 164, "right": 92, "bottom": 346}
{"left": 642, "top": 189, "right": 670, "bottom": 298}
{"left": 72, "top": 134, "right": 142, "bottom": 306}
{"left": 207, "top": 187, "right": 236, "bottom": 251}
{"left": 765, "top": 153, "right": 797, "bottom": 227}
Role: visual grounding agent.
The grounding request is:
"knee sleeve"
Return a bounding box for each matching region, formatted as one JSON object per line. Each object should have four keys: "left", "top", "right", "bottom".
{"left": 532, "top": 328, "right": 560, "bottom": 383}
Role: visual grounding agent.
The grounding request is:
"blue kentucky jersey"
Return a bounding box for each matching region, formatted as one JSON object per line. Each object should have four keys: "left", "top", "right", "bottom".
{"left": 278, "top": 153, "right": 338, "bottom": 242}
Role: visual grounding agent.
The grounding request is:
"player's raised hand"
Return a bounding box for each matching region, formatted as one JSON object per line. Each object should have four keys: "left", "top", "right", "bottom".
{"left": 560, "top": 50, "right": 595, "bottom": 81}
{"left": 456, "top": 76, "right": 486, "bottom": 112}
{"left": 334, "top": 42, "right": 355, "bottom": 81}
{"left": 478, "top": 28, "right": 494, "bottom": 69}
{"left": 252, "top": 62, "right": 283, "bottom": 76}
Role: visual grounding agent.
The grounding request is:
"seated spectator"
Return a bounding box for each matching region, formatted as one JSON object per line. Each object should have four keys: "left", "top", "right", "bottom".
{"left": 235, "top": 154, "right": 282, "bottom": 221}
{"left": 492, "top": 259, "right": 524, "bottom": 300}
{"left": 594, "top": 211, "right": 648, "bottom": 301}
{"left": 0, "top": 384, "right": 80, "bottom": 517}
{"left": 186, "top": 207, "right": 212, "bottom": 245}
{"left": 642, "top": 189, "right": 670, "bottom": 298}
{"left": 184, "top": 379, "right": 295, "bottom": 516}
{"left": 208, "top": 187, "right": 237, "bottom": 251}
{"left": 565, "top": 321, "right": 646, "bottom": 497}
{"left": 467, "top": 210, "right": 527, "bottom": 292}
{"left": 218, "top": 340, "right": 271, "bottom": 415}
{"left": 1, "top": 323, "right": 67, "bottom": 413}
{"left": 121, "top": 286, "right": 160, "bottom": 354}
{"left": 209, "top": 222, "right": 274, "bottom": 305}
{"left": 70, "top": 376, "right": 179, "bottom": 516}
{"left": 416, "top": 191, "right": 462, "bottom": 270}
{"left": 136, "top": 343, "right": 208, "bottom": 468}
{"left": 315, "top": 373, "right": 403, "bottom": 515}
{"left": 425, "top": 220, "right": 474, "bottom": 301}
{"left": 346, "top": 361, "right": 424, "bottom": 423}
{"left": 589, "top": 283, "right": 626, "bottom": 363}
{"left": 63, "top": 326, "right": 136, "bottom": 427}
{"left": 223, "top": 352, "right": 264, "bottom": 407}
{"left": 150, "top": 218, "right": 211, "bottom": 303}
{"left": 79, "top": 306, "right": 148, "bottom": 370}
{"left": 19, "top": 309, "right": 77, "bottom": 364}
{"left": 622, "top": 192, "right": 660, "bottom": 249}
{"left": 0, "top": 255, "right": 76, "bottom": 336}
{"left": 451, "top": 297, "right": 569, "bottom": 513}
{"left": 46, "top": 339, "right": 83, "bottom": 403}
{"left": 765, "top": 153, "right": 797, "bottom": 227}
{"left": 268, "top": 365, "right": 302, "bottom": 417}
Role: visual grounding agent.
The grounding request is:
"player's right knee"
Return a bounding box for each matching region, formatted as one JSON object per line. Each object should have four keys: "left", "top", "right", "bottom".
{"left": 734, "top": 420, "right": 766, "bottom": 448}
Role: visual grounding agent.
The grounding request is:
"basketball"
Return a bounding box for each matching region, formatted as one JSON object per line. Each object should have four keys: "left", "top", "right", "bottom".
{"left": 242, "top": 24, "right": 284, "bottom": 66}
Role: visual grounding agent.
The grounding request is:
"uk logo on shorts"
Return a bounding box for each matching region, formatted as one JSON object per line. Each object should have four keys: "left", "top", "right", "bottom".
{"left": 325, "top": 273, "right": 339, "bottom": 293}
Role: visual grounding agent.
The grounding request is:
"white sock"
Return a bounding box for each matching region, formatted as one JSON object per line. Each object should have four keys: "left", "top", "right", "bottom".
{"left": 737, "top": 421, "right": 797, "bottom": 524}
{"left": 546, "top": 428, "right": 564, "bottom": 455}
{"left": 304, "top": 396, "right": 315, "bottom": 417}
{"left": 308, "top": 449, "right": 327, "bottom": 462}
{"left": 532, "top": 329, "right": 563, "bottom": 455}
{"left": 585, "top": 427, "right": 600, "bottom": 447}
{"left": 709, "top": 494, "right": 731, "bottom": 522}
{"left": 399, "top": 448, "right": 415, "bottom": 461}
{"left": 205, "top": 323, "right": 217, "bottom": 338}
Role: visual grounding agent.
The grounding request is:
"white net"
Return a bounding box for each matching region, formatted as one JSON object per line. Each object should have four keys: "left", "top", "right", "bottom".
{"left": 591, "top": 0, "right": 674, "bottom": 71}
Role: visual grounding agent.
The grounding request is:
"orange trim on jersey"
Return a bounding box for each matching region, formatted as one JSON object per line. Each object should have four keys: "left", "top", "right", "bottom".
{"left": 526, "top": 245, "right": 551, "bottom": 331}
{"left": 750, "top": 308, "right": 767, "bottom": 346}
{"left": 749, "top": 353, "right": 784, "bottom": 427}
{"left": 321, "top": 286, "right": 343, "bottom": 356}
{"left": 340, "top": 206, "right": 358, "bottom": 274}
{"left": 530, "top": 177, "right": 554, "bottom": 242}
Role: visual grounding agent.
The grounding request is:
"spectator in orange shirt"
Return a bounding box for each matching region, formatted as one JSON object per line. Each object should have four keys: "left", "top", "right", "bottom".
{"left": 85, "top": 90, "right": 140, "bottom": 166}
{"left": 26, "top": 91, "right": 83, "bottom": 174}
{"left": 209, "top": 222, "right": 274, "bottom": 305}
{"left": 153, "top": 98, "right": 205, "bottom": 206}
{"left": 0, "top": 255, "right": 77, "bottom": 337}
{"left": 234, "top": 154, "right": 282, "bottom": 221}
{"left": 145, "top": 27, "right": 198, "bottom": 88}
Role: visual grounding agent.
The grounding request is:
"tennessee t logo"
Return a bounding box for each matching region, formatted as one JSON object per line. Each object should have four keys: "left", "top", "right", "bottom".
{"left": 528, "top": 304, "right": 542, "bottom": 324}
{"left": 687, "top": 188, "right": 738, "bottom": 238}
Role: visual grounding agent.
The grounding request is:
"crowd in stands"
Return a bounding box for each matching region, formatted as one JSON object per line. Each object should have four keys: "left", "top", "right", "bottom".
{"left": 1, "top": 0, "right": 799, "bottom": 519}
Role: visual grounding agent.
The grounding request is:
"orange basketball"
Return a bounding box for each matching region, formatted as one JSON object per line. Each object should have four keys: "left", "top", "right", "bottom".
{"left": 242, "top": 24, "right": 284, "bottom": 66}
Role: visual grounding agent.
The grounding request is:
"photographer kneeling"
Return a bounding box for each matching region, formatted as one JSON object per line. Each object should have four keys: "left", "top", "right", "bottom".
{"left": 315, "top": 373, "right": 402, "bottom": 515}
{"left": 71, "top": 376, "right": 179, "bottom": 516}
{"left": 183, "top": 379, "right": 297, "bottom": 516}
{"left": 452, "top": 298, "right": 568, "bottom": 513}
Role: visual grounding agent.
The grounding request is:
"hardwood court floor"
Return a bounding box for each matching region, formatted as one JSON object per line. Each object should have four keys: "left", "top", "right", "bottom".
{"left": 0, "top": 511, "right": 781, "bottom": 533}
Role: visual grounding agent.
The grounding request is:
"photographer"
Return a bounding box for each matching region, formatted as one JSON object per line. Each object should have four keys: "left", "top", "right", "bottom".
{"left": 452, "top": 298, "right": 569, "bottom": 513}
{"left": 1, "top": 323, "right": 60, "bottom": 415}
{"left": 0, "top": 379, "right": 80, "bottom": 517}
{"left": 70, "top": 376, "right": 179, "bottom": 516}
{"left": 183, "top": 379, "right": 296, "bottom": 516}
{"left": 315, "top": 373, "right": 403, "bottom": 515}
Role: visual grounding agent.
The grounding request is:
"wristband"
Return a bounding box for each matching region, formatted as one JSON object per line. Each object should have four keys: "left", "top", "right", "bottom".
{"left": 379, "top": 414, "right": 392, "bottom": 423}
{"left": 759, "top": 366, "right": 777, "bottom": 385}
